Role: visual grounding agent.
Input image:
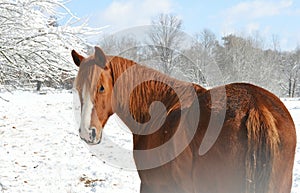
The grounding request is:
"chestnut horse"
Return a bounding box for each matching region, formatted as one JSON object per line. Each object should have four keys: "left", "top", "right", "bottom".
{"left": 72, "top": 47, "right": 296, "bottom": 193}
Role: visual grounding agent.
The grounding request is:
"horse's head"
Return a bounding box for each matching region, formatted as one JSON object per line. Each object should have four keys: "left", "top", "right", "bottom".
{"left": 72, "top": 47, "right": 113, "bottom": 144}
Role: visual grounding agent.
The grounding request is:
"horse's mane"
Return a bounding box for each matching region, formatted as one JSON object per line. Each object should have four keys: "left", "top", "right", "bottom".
{"left": 106, "top": 56, "right": 204, "bottom": 124}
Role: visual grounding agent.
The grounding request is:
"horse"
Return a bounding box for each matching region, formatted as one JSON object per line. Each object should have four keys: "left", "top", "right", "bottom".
{"left": 71, "top": 46, "right": 296, "bottom": 193}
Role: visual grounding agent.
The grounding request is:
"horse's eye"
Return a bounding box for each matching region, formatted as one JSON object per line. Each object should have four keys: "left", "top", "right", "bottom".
{"left": 99, "top": 85, "right": 105, "bottom": 93}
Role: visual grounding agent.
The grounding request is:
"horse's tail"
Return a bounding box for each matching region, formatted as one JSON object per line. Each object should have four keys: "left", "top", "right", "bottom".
{"left": 245, "top": 105, "right": 280, "bottom": 193}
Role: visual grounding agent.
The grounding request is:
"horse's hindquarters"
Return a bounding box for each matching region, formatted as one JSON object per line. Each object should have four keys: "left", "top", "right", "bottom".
{"left": 191, "top": 83, "right": 296, "bottom": 193}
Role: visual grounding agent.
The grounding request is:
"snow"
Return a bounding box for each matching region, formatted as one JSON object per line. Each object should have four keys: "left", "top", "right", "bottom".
{"left": 282, "top": 98, "right": 300, "bottom": 193}
{"left": 0, "top": 91, "right": 299, "bottom": 193}
{"left": 0, "top": 90, "right": 139, "bottom": 193}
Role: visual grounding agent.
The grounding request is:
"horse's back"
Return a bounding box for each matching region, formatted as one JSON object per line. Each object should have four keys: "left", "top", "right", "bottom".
{"left": 192, "top": 83, "right": 296, "bottom": 193}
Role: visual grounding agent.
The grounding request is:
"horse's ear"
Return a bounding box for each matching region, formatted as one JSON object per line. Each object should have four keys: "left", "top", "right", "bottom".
{"left": 94, "top": 46, "right": 106, "bottom": 68}
{"left": 71, "top": 50, "right": 84, "bottom": 67}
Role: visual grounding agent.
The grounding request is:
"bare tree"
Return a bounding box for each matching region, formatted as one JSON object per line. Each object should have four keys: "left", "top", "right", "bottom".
{"left": 178, "top": 29, "right": 218, "bottom": 86}
{"left": 280, "top": 48, "right": 300, "bottom": 97}
{"left": 197, "top": 29, "right": 217, "bottom": 54}
{"left": 0, "top": 0, "right": 100, "bottom": 89}
{"left": 219, "top": 35, "right": 262, "bottom": 81}
{"left": 147, "top": 14, "right": 184, "bottom": 75}
{"left": 99, "top": 34, "right": 140, "bottom": 61}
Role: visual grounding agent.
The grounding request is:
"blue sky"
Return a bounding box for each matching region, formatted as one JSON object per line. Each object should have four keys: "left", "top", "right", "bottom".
{"left": 65, "top": 0, "right": 300, "bottom": 50}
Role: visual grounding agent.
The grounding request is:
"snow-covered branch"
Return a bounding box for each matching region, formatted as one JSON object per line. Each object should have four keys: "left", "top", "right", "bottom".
{"left": 0, "top": 0, "right": 103, "bottom": 89}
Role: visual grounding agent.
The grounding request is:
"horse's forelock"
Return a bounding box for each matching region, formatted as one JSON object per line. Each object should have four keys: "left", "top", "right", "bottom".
{"left": 75, "top": 58, "right": 103, "bottom": 97}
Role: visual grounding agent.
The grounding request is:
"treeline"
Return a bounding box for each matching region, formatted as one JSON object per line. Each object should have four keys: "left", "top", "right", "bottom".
{"left": 1, "top": 4, "right": 298, "bottom": 97}
{"left": 96, "top": 14, "right": 299, "bottom": 97}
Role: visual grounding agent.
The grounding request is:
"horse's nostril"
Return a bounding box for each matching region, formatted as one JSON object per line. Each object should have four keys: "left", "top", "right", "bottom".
{"left": 79, "top": 128, "right": 81, "bottom": 133}
{"left": 91, "top": 128, "right": 96, "bottom": 139}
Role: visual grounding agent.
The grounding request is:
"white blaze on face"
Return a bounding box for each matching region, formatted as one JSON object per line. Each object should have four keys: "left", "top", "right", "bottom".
{"left": 80, "top": 84, "right": 94, "bottom": 140}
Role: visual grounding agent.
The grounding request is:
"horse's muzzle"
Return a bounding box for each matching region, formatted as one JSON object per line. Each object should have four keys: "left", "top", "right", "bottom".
{"left": 79, "top": 127, "right": 102, "bottom": 145}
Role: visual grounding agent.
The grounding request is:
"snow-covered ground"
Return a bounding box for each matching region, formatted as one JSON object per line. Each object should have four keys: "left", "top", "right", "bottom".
{"left": 0, "top": 90, "right": 299, "bottom": 193}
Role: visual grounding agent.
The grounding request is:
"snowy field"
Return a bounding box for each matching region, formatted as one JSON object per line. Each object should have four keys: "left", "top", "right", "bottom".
{"left": 0, "top": 90, "right": 299, "bottom": 193}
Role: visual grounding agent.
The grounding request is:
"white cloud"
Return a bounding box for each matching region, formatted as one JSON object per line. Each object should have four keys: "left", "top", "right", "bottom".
{"left": 100, "top": 0, "right": 174, "bottom": 30}
{"left": 226, "top": 0, "right": 293, "bottom": 20}
{"left": 221, "top": 0, "right": 293, "bottom": 34}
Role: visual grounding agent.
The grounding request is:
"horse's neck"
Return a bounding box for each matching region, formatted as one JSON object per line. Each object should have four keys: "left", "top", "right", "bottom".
{"left": 109, "top": 56, "right": 201, "bottom": 134}
{"left": 110, "top": 60, "right": 176, "bottom": 128}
